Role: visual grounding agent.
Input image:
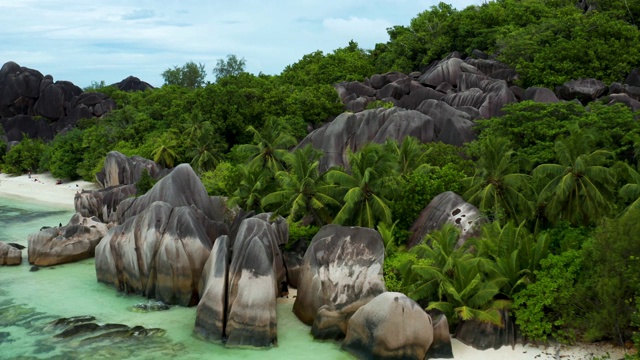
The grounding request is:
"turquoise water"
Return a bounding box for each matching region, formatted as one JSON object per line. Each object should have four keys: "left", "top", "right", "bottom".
{"left": 0, "top": 197, "right": 352, "bottom": 360}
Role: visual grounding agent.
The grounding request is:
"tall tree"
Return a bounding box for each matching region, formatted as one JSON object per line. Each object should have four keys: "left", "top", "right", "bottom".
{"left": 533, "top": 127, "right": 615, "bottom": 226}
{"left": 326, "top": 143, "right": 399, "bottom": 228}
{"left": 463, "top": 136, "right": 534, "bottom": 224}
{"left": 261, "top": 145, "right": 340, "bottom": 226}
{"left": 213, "top": 54, "right": 246, "bottom": 81}
{"left": 161, "top": 61, "right": 207, "bottom": 88}
{"left": 235, "top": 118, "right": 297, "bottom": 173}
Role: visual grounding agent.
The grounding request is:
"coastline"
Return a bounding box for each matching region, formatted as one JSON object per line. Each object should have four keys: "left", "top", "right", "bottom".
{"left": 0, "top": 173, "right": 632, "bottom": 359}
{"left": 0, "top": 172, "right": 98, "bottom": 210}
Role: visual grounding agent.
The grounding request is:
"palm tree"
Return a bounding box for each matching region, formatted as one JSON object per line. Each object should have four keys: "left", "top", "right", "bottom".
{"left": 261, "top": 145, "right": 340, "bottom": 226}
{"left": 151, "top": 135, "right": 178, "bottom": 168}
{"left": 385, "top": 136, "right": 430, "bottom": 176}
{"left": 189, "top": 137, "right": 225, "bottom": 173}
{"left": 533, "top": 127, "right": 615, "bottom": 226}
{"left": 326, "top": 143, "right": 399, "bottom": 228}
{"left": 228, "top": 163, "right": 273, "bottom": 212}
{"left": 235, "top": 118, "right": 297, "bottom": 173}
{"left": 618, "top": 162, "right": 640, "bottom": 218}
{"left": 463, "top": 136, "right": 534, "bottom": 224}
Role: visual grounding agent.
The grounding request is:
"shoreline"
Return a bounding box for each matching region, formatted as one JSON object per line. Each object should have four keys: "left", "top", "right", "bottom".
{"left": 0, "top": 172, "right": 98, "bottom": 210}
{"left": 0, "top": 172, "right": 633, "bottom": 359}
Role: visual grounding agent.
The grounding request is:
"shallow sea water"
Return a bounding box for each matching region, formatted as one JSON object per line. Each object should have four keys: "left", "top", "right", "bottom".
{"left": 0, "top": 197, "right": 352, "bottom": 360}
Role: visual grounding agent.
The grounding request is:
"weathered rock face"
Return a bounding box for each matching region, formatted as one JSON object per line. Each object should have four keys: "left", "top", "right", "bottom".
{"left": 74, "top": 185, "right": 137, "bottom": 223}
{"left": 427, "top": 314, "right": 454, "bottom": 359}
{"left": 556, "top": 78, "right": 608, "bottom": 104}
{"left": 293, "top": 224, "right": 386, "bottom": 340}
{"left": 296, "top": 108, "right": 437, "bottom": 172}
{"left": 1, "top": 114, "right": 55, "bottom": 142}
{"left": 342, "top": 292, "right": 434, "bottom": 360}
{"left": 455, "top": 309, "right": 516, "bottom": 350}
{"left": 194, "top": 215, "right": 288, "bottom": 348}
{"left": 407, "top": 191, "right": 484, "bottom": 249}
{"left": 95, "top": 201, "right": 226, "bottom": 306}
{"left": 96, "top": 151, "right": 169, "bottom": 189}
{"left": 28, "top": 214, "right": 109, "bottom": 266}
{"left": 522, "top": 87, "right": 559, "bottom": 103}
{"left": 114, "top": 164, "right": 210, "bottom": 224}
{"left": 419, "top": 57, "right": 484, "bottom": 87}
{"left": 0, "top": 241, "right": 22, "bottom": 265}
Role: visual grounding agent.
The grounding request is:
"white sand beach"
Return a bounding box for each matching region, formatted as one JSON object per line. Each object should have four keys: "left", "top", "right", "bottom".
{"left": 0, "top": 172, "right": 98, "bottom": 209}
{"left": 0, "top": 171, "right": 633, "bottom": 360}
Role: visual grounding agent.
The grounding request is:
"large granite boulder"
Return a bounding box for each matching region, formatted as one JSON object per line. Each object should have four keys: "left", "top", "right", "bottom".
{"left": 296, "top": 108, "right": 436, "bottom": 172}
{"left": 194, "top": 214, "right": 288, "bottom": 347}
{"left": 0, "top": 61, "right": 44, "bottom": 117}
{"left": 28, "top": 214, "right": 109, "bottom": 266}
{"left": 415, "top": 99, "right": 477, "bottom": 146}
{"left": 522, "top": 87, "right": 559, "bottom": 103}
{"left": 418, "top": 57, "right": 483, "bottom": 87}
{"left": 555, "top": 78, "right": 608, "bottom": 104}
{"left": 293, "top": 224, "right": 386, "bottom": 340}
{"left": 74, "top": 185, "right": 137, "bottom": 223}
{"left": 342, "top": 292, "right": 434, "bottom": 360}
{"left": 407, "top": 191, "right": 484, "bottom": 249}
{"left": 455, "top": 309, "right": 516, "bottom": 350}
{"left": 427, "top": 314, "right": 454, "bottom": 359}
{"left": 95, "top": 201, "right": 227, "bottom": 306}
{"left": 114, "top": 164, "right": 213, "bottom": 224}
{"left": 1, "top": 114, "right": 55, "bottom": 142}
{"left": 0, "top": 241, "right": 22, "bottom": 265}
{"left": 96, "top": 151, "right": 168, "bottom": 189}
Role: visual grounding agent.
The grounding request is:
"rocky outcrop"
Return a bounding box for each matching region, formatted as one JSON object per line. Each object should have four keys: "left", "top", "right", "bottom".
{"left": 27, "top": 214, "right": 109, "bottom": 266}
{"left": 407, "top": 191, "right": 484, "bottom": 249}
{"left": 555, "top": 78, "right": 608, "bottom": 104}
{"left": 74, "top": 185, "right": 137, "bottom": 223}
{"left": 111, "top": 76, "right": 154, "bottom": 92}
{"left": 0, "top": 241, "right": 22, "bottom": 265}
{"left": 194, "top": 214, "right": 288, "bottom": 347}
{"left": 293, "top": 224, "right": 385, "bottom": 340}
{"left": 419, "top": 57, "right": 484, "bottom": 87}
{"left": 522, "top": 87, "right": 559, "bottom": 103}
{"left": 96, "top": 151, "right": 168, "bottom": 189}
{"left": 114, "top": 164, "right": 211, "bottom": 224}
{"left": 342, "top": 292, "right": 434, "bottom": 360}
{"left": 1, "top": 114, "right": 55, "bottom": 142}
{"left": 296, "top": 108, "right": 437, "bottom": 172}
{"left": 95, "top": 201, "right": 227, "bottom": 306}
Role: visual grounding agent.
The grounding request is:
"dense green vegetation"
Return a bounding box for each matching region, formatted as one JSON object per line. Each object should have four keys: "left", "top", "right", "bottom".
{"left": 2, "top": 0, "right": 640, "bottom": 352}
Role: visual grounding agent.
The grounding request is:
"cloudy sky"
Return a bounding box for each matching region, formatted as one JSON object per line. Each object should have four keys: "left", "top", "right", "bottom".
{"left": 0, "top": 0, "right": 483, "bottom": 88}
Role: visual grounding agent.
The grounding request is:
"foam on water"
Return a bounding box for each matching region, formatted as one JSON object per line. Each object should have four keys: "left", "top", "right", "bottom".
{"left": 0, "top": 197, "right": 352, "bottom": 359}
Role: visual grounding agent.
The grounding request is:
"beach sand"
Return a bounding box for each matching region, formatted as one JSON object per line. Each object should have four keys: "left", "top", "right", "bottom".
{"left": 0, "top": 172, "right": 98, "bottom": 209}
{"left": 0, "top": 172, "right": 632, "bottom": 359}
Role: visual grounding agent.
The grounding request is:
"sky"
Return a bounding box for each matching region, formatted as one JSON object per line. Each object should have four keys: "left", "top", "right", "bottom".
{"left": 0, "top": 0, "right": 483, "bottom": 89}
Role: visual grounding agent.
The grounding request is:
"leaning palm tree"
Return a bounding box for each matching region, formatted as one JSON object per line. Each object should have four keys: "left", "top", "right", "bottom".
{"left": 189, "top": 137, "right": 225, "bottom": 173}
{"left": 236, "top": 118, "right": 297, "bottom": 173}
{"left": 326, "top": 143, "right": 399, "bottom": 228}
{"left": 533, "top": 127, "right": 615, "bottom": 226}
{"left": 463, "top": 136, "right": 534, "bottom": 224}
{"left": 261, "top": 145, "right": 340, "bottom": 226}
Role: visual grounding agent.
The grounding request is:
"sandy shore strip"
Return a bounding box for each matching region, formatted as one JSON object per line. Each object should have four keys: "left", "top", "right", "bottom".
{"left": 0, "top": 172, "right": 98, "bottom": 210}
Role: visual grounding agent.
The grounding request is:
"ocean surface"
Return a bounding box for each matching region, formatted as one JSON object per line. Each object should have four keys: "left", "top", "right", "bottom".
{"left": 0, "top": 196, "right": 351, "bottom": 359}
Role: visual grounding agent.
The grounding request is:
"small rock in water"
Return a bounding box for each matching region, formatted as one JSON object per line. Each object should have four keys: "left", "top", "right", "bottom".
{"left": 48, "top": 315, "right": 96, "bottom": 327}
{"left": 130, "top": 300, "right": 170, "bottom": 312}
{"left": 30, "top": 265, "right": 40, "bottom": 272}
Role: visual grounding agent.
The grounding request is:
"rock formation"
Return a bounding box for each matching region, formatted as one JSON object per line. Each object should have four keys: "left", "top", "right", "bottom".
{"left": 407, "top": 191, "right": 484, "bottom": 249}
{"left": 27, "top": 214, "right": 109, "bottom": 266}
{"left": 455, "top": 309, "right": 516, "bottom": 350}
{"left": 0, "top": 241, "right": 22, "bottom": 265}
{"left": 95, "top": 151, "right": 169, "bottom": 189}
{"left": 293, "top": 224, "right": 386, "bottom": 340}
{"left": 74, "top": 184, "right": 137, "bottom": 223}
{"left": 194, "top": 214, "right": 288, "bottom": 347}
{"left": 342, "top": 292, "right": 434, "bottom": 360}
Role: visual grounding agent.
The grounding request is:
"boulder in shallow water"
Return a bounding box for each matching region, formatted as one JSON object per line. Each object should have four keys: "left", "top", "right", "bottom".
{"left": 342, "top": 292, "right": 434, "bottom": 360}
{"left": 28, "top": 213, "right": 108, "bottom": 266}
{"left": 0, "top": 241, "right": 22, "bottom": 265}
{"left": 293, "top": 224, "right": 385, "bottom": 340}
